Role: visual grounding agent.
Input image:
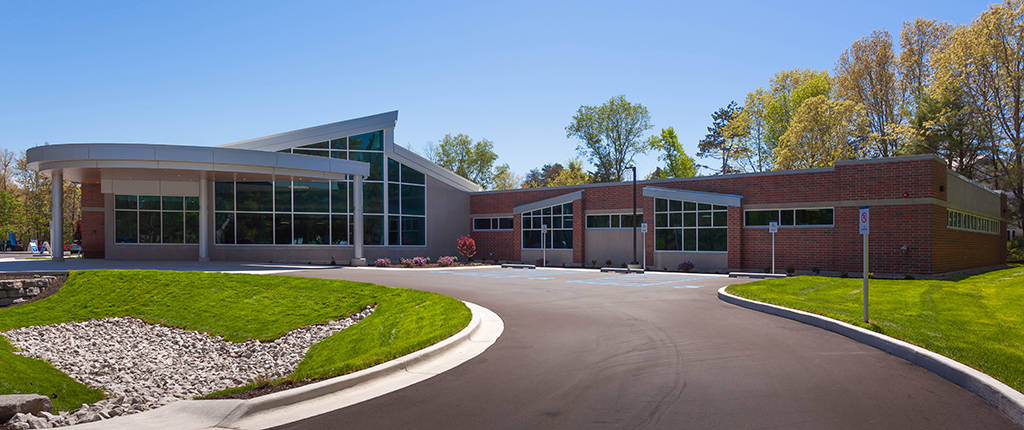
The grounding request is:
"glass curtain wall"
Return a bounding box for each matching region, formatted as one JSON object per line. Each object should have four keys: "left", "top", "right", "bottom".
{"left": 522, "top": 203, "right": 574, "bottom": 249}
{"left": 115, "top": 195, "right": 200, "bottom": 244}
{"left": 654, "top": 198, "right": 728, "bottom": 252}
{"left": 232, "top": 130, "right": 427, "bottom": 246}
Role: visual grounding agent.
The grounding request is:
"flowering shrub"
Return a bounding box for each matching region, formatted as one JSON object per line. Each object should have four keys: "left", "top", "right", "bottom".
{"left": 374, "top": 258, "right": 391, "bottom": 267}
{"left": 400, "top": 258, "right": 414, "bottom": 268}
{"left": 457, "top": 236, "right": 476, "bottom": 260}
{"left": 678, "top": 261, "right": 694, "bottom": 272}
{"left": 436, "top": 256, "right": 458, "bottom": 267}
{"left": 413, "top": 256, "right": 429, "bottom": 266}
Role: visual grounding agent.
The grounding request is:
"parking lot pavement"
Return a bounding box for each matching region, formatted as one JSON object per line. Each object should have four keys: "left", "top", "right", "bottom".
{"left": 271, "top": 267, "right": 1018, "bottom": 430}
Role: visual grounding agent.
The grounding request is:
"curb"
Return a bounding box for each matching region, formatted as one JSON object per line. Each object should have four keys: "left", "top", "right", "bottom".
{"left": 717, "top": 287, "right": 1024, "bottom": 428}
{"left": 215, "top": 300, "right": 489, "bottom": 428}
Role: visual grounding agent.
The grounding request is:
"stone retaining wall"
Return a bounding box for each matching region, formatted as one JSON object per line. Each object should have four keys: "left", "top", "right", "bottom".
{"left": 0, "top": 277, "right": 54, "bottom": 307}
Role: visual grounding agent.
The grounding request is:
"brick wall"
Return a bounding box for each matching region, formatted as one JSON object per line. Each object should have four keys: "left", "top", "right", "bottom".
{"left": 469, "top": 156, "right": 1000, "bottom": 275}
{"left": 80, "top": 183, "right": 104, "bottom": 259}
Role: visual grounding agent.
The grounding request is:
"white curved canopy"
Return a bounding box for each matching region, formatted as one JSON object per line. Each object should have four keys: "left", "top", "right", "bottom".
{"left": 26, "top": 143, "right": 370, "bottom": 183}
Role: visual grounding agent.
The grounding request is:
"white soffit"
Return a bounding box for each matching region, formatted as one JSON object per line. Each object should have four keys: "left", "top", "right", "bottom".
{"left": 642, "top": 186, "right": 742, "bottom": 207}
{"left": 219, "top": 111, "right": 399, "bottom": 152}
{"left": 26, "top": 143, "right": 370, "bottom": 181}
{"left": 513, "top": 190, "right": 584, "bottom": 214}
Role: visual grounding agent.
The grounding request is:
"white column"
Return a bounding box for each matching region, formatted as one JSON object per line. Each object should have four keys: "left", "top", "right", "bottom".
{"left": 352, "top": 175, "right": 365, "bottom": 266}
{"left": 199, "top": 177, "right": 210, "bottom": 262}
{"left": 51, "top": 170, "right": 64, "bottom": 262}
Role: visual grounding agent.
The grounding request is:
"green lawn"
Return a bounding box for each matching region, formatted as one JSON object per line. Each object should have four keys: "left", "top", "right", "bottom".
{"left": 726, "top": 267, "right": 1024, "bottom": 393}
{"left": 0, "top": 270, "right": 471, "bottom": 411}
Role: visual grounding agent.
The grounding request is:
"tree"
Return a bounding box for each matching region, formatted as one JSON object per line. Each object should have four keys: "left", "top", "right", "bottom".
{"left": 697, "top": 102, "right": 744, "bottom": 174}
{"left": 834, "top": 29, "right": 904, "bottom": 157}
{"left": 651, "top": 127, "right": 697, "bottom": 178}
{"left": 523, "top": 163, "right": 564, "bottom": 188}
{"left": 908, "top": 91, "right": 992, "bottom": 180}
{"left": 900, "top": 18, "right": 955, "bottom": 99}
{"left": 764, "top": 69, "right": 832, "bottom": 152}
{"left": 548, "top": 158, "right": 590, "bottom": 187}
{"left": 425, "top": 134, "right": 500, "bottom": 189}
{"left": 0, "top": 148, "right": 15, "bottom": 193}
{"left": 776, "top": 96, "right": 868, "bottom": 169}
{"left": 728, "top": 89, "right": 774, "bottom": 172}
{"left": 0, "top": 190, "right": 21, "bottom": 239}
{"left": 566, "top": 95, "right": 656, "bottom": 182}
{"left": 491, "top": 164, "right": 522, "bottom": 190}
{"left": 932, "top": 0, "right": 1024, "bottom": 230}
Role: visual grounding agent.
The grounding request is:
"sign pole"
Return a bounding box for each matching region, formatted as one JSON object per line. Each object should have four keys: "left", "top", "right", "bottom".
{"left": 859, "top": 206, "right": 870, "bottom": 324}
{"left": 640, "top": 222, "right": 648, "bottom": 271}
{"left": 769, "top": 221, "right": 778, "bottom": 274}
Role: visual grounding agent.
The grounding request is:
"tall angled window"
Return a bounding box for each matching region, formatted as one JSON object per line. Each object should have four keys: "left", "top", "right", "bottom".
{"left": 654, "top": 198, "right": 727, "bottom": 252}
{"left": 522, "top": 203, "right": 574, "bottom": 249}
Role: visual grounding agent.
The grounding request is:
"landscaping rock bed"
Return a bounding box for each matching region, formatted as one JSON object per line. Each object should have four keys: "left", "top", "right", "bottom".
{"left": 0, "top": 276, "right": 61, "bottom": 308}
{"left": 2, "top": 305, "right": 374, "bottom": 427}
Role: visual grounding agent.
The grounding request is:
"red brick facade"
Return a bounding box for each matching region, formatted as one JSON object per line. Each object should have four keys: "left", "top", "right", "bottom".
{"left": 80, "top": 183, "right": 105, "bottom": 259}
{"left": 470, "top": 156, "right": 1006, "bottom": 276}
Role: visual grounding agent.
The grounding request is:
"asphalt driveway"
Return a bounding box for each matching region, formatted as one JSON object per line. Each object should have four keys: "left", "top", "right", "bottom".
{"left": 272, "top": 267, "right": 1017, "bottom": 430}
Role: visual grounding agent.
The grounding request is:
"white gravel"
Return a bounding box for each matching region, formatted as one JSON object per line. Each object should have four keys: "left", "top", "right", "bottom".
{"left": 1, "top": 306, "right": 374, "bottom": 427}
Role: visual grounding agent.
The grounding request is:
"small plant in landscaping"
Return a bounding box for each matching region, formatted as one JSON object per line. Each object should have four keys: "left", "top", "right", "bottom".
{"left": 457, "top": 236, "right": 476, "bottom": 261}
{"left": 785, "top": 265, "right": 795, "bottom": 275}
{"left": 536, "top": 258, "right": 548, "bottom": 266}
{"left": 605, "top": 259, "right": 613, "bottom": 267}
{"left": 840, "top": 271, "right": 849, "bottom": 278}
{"left": 811, "top": 267, "right": 820, "bottom": 275}
{"left": 904, "top": 273, "right": 915, "bottom": 280}
{"left": 678, "top": 261, "right": 694, "bottom": 272}
{"left": 413, "top": 256, "right": 429, "bottom": 267}
{"left": 868, "top": 272, "right": 876, "bottom": 279}
{"left": 764, "top": 265, "right": 771, "bottom": 273}
{"left": 374, "top": 258, "right": 391, "bottom": 267}
{"left": 620, "top": 262, "right": 627, "bottom": 268}
{"left": 591, "top": 259, "right": 597, "bottom": 267}
{"left": 436, "top": 256, "right": 458, "bottom": 267}
{"left": 400, "top": 258, "right": 414, "bottom": 268}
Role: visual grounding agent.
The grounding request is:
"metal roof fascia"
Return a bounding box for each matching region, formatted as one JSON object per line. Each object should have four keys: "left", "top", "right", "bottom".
{"left": 642, "top": 186, "right": 743, "bottom": 207}
{"left": 513, "top": 190, "right": 584, "bottom": 214}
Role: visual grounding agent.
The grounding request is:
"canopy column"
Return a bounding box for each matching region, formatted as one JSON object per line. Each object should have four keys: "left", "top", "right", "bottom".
{"left": 51, "top": 170, "right": 64, "bottom": 262}
{"left": 351, "top": 174, "right": 365, "bottom": 266}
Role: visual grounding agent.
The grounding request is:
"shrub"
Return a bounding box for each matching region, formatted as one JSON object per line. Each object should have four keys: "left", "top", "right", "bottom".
{"left": 605, "top": 259, "right": 613, "bottom": 267}
{"left": 457, "top": 236, "right": 476, "bottom": 261}
{"left": 374, "top": 258, "right": 391, "bottom": 267}
{"left": 1008, "top": 238, "right": 1024, "bottom": 261}
{"left": 536, "top": 258, "right": 548, "bottom": 266}
{"left": 868, "top": 272, "right": 876, "bottom": 279}
{"left": 763, "top": 265, "right": 771, "bottom": 273}
{"left": 591, "top": 260, "right": 597, "bottom": 267}
{"left": 785, "top": 265, "right": 795, "bottom": 275}
{"left": 811, "top": 267, "right": 820, "bottom": 275}
{"left": 436, "top": 256, "right": 458, "bottom": 267}
{"left": 400, "top": 258, "right": 414, "bottom": 268}
{"left": 904, "top": 273, "right": 915, "bottom": 280}
{"left": 413, "top": 256, "right": 428, "bottom": 267}
{"left": 620, "top": 262, "right": 627, "bottom": 268}
{"left": 678, "top": 261, "right": 694, "bottom": 272}
{"left": 840, "top": 271, "right": 849, "bottom": 278}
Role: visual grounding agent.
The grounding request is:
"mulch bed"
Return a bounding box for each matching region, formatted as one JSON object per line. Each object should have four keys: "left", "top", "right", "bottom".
{"left": 206, "top": 379, "right": 315, "bottom": 400}
{"left": 373, "top": 263, "right": 495, "bottom": 269}
{"left": 0, "top": 274, "right": 67, "bottom": 308}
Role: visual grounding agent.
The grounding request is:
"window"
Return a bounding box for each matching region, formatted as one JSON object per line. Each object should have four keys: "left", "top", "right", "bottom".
{"left": 217, "top": 130, "right": 427, "bottom": 247}
{"left": 586, "top": 214, "right": 642, "bottom": 229}
{"left": 947, "top": 209, "right": 999, "bottom": 235}
{"left": 115, "top": 195, "right": 200, "bottom": 244}
{"left": 654, "top": 198, "right": 727, "bottom": 252}
{"left": 522, "top": 203, "right": 574, "bottom": 249}
{"left": 745, "top": 208, "right": 834, "bottom": 227}
{"left": 473, "top": 217, "right": 513, "bottom": 231}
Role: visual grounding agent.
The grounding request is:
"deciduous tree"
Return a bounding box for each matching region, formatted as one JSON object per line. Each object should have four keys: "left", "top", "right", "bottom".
{"left": 776, "top": 96, "right": 868, "bottom": 169}
{"left": 651, "top": 127, "right": 697, "bottom": 178}
{"left": 491, "top": 164, "right": 522, "bottom": 190}
{"left": 727, "top": 89, "right": 774, "bottom": 172}
{"left": 566, "top": 95, "right": 656, "bottom": 182}
{"left": 425, "top": 134, "right": 500, "bottom": 189}
{"left": 834, "top": 29, "right": 904, "bottom": 157}
{"left": 548, "top": 158, "right": 591, "bottom": 187}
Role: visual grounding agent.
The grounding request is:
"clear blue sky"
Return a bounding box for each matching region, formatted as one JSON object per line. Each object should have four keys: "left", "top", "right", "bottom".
{"left": 0, "top": 0, "right": 994, "bottom": 179}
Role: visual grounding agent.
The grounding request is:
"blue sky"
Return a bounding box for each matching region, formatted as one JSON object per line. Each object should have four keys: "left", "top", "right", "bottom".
{"left": 0, "top": 0, "right": 994, "bottom": 179}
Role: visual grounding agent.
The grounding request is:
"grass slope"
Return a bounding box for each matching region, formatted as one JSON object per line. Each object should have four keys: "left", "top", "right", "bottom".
{"left": 726, "top": 267, "right": 1024, "bottom": 393}
{"left": 0, "top": 270, "right": 471, "bottom": 411}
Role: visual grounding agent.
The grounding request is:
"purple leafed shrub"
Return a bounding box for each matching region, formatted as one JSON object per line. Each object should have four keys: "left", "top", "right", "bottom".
{"left": 400, "top": 258, "right": 414, "bottom": 268}
{"left": 374, "top": 258, "right": 391, "bottom": 267}
{"left": 437, "top": 256, "right": 458, "bottom": 267}
{"left": 413, "top": 256, "right": 429, "bottom": 266}
{"left": 678, "top": 261, "right": 694, "bottom": 272}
